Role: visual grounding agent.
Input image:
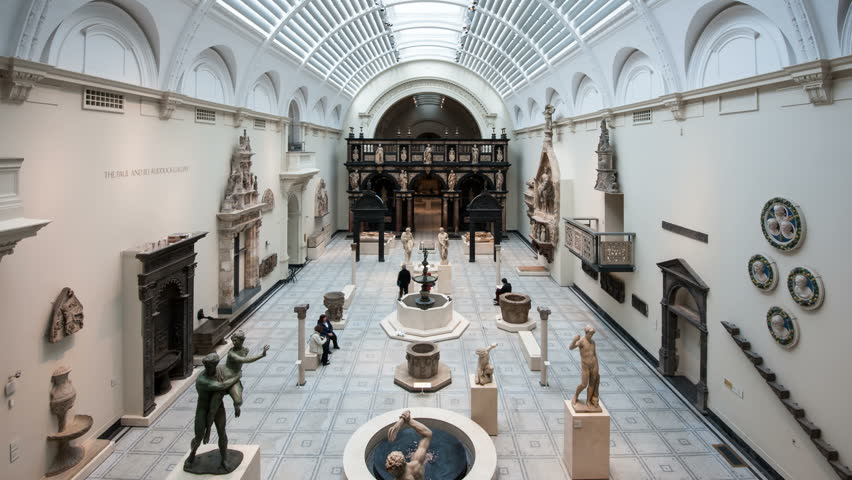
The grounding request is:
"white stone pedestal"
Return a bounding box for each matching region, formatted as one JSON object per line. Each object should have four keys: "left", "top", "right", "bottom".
{"left": 342, "top": 284, "right": 356, "bottom": 310}
{"left": 470, "top": 374, "right": 497, "bottom": 435}
{"left": 167, "top": 445, "right": 261, "bottom": 480}
{"left": 563, "top": 400, "right": 610, "bottom": 480}
{"left": 304, "top": 352, "right": 319, "bottom": 371}
{"left": 437, "top": 262, "right": 453, "bottom": 294}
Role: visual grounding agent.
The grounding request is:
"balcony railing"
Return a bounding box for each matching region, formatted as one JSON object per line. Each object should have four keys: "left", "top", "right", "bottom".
{"left": 564, "top": 217, "right": 636, "bottom": 272}
{"left": 345, "top": 138, "right": 509, "bottom": 164}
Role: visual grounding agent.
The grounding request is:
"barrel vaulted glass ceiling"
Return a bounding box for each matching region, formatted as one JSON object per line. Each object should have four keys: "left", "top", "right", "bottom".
{"left": 219, "top": 0, "right": 630, "bottom": 97}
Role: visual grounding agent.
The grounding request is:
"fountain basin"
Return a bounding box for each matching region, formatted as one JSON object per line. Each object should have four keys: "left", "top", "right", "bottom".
{"left": 381, "top": 294, "right": 470, "bottom": 343}
{"left": 406, "top": 343, "right": 440, "bottom": 378}
{"left": 343, "top": 408, "right": 497, "bottom": 480}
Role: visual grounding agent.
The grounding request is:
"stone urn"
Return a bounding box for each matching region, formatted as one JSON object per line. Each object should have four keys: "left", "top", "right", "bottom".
{"left": 406, "top": 342, "right": 440, "bottom": 379}
{"left": 323, "top": 291, "right": 345, "bottom": 323}
{"left": 50, "top": 366, "right": 76, "bottom": 432}
{"left": 499, "top": 293, "right": 532, "bottom": 324}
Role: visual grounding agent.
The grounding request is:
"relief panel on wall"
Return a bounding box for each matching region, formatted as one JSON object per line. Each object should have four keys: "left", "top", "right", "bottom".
{"left": 760, "top": 197, "right": 805, "bottom": 251}
{"left": 767, "top": 306, "right": 799, "bottom": 349}
{"left": 748, "top": 253, "right": 778, "bottom": 291}
{"left": 787, "top": 266, "right": 824, "bottom": 310}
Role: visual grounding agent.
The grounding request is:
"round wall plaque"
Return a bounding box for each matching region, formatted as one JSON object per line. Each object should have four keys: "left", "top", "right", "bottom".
{"left": 760, "top": 198, "right": 805, "bottom": 251}
{"left": 787, "top": 266, "right": 824, "bottom": 309}
{"left": 766, "top": 306, "right": 799, "bottom": 349}
{"left": 748, "top": 254, "right": 778, "bottom": 291}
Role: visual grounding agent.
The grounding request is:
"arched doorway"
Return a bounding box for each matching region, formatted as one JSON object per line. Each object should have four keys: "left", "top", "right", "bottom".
{"left": 287, "top": 193, "right": 302, "bottom": 265}
{"left": 410, "top": 173, "right": 445, "bottom": 234}
{"left": 458, "top": 173, "right": 490, "bottom": 231}
{"left": 374, "top": 93, "right": 481, "bottom": 138}
{"left": 288, "top": 100, "right": 301, "bottom": 151}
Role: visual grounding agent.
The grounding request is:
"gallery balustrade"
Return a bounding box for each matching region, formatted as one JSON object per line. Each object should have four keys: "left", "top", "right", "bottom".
{"left": 564, "top": 217, "right": 636, "bottom": 272}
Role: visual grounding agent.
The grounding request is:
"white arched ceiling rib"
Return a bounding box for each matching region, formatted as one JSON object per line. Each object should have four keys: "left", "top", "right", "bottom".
{"left": 164, "top": 0, "right": 217, "bottom": 92}
{"left": 627, "top": 0, "right": 681, "bottom": 92}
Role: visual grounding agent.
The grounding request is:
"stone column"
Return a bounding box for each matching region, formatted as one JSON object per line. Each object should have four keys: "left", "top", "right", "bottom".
{"left": 295, "top": 304, "right": 309, "bottom": 386}
{"left": 441, "top": 195, "right": 448, "bottom": 228}
{"left": 395, "top": 195, "right": 403, "bottom": 233}
{"left": 452, "top": 194, "right": 460, "bottom": 233}
{"left": 495, "top": 244, "right": 502, "bottom": 287}
{"left": 469, "top": 220, "right": 476, "bottom": 263}
{"left": 538, "top": 306, "right": 550, "bottom": 387}
{"left": 218, "top": 233, "right": 235, "bottom": 307}
{"left": 407, "top": 195, "right": 414, "bottom": 231}
{"left": 350, "top": 243, "right": 357, "bottom": 284}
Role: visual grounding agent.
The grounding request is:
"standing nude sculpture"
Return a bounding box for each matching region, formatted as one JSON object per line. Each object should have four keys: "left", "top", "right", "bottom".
{"left": 437, "top": 227, "right": 449, "bottom": 264}
{"left": 218, "top": 330, "right": 269, "bottom": 417}
{"left": 385, "top": 410, "right": 432, "bottom": 480}
{"left": 401, "top": 227, "right": 415, "bottom": 264}
{"left": 185, "top": 353, "right": 243, "bottom": 473}
{"left": 569, "top": 325, "right": 601, "bottom": 412}
{"left": 474, "top": 343, "right": 498, "bottom": 385}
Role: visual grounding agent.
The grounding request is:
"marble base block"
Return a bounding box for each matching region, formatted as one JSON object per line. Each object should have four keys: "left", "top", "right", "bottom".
{"left": 342, "top": 284, "right": 356, "bottom": 310}
{"left": 563, "top": 400, "right": 610, "bottom": 480}
{"left": 167, "top": 445, "right": 260, "bottom": 480}
{"left": 304, "top": 353, "right": 319, "bottom": 371}
{"left": 470, "top": 374, "right": 498, "bottom": 435}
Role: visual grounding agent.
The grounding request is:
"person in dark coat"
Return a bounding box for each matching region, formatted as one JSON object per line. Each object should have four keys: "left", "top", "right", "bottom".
{"left": 397, "top": 264, "right": 411, "bottom": 300}
{"left": 318, "top": 314, "right": 339, "bottom": 350}
{"left": 494, "top": 278, "right": 512, "bottom": 305}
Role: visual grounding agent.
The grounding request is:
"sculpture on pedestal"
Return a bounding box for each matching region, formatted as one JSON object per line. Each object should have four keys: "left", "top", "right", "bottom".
{"left": 399, "top": 170, "right": 409, "bottom": 190}
{"left": 50, "top": 366, "right": 76, "bottom": 434}
{"left": 352, "top": 146, "right": 360, "bottom": 161}
{"left": 569, "top": 325, "right": 601, "bottom": 412}
{"left": 218, "top": 331, "right": 269, "bottom": 417}
{"left": 448, "top": 170, "right": 457, "bottom": 190}
{"left": 315, "top": 178, "right": 329, "bottom": 217}
{"left": 526, "top": 105, "right": 560, "bottom": 263}
{"left": 474, "top": 344, "right": 498, "bottom": 385}
{"left": 47, "top": 287, "right": 84, "bottom": 343}
{"left": 496, "top": 170, "right": 504, "bottom": 191}
{"left": 471, "top": 145, "right": 479, "bottom": 164}
{"left": 323, "top": 291, "right": 345, "bottom": 323}
{"left": 437, "top": 227, "right": 449, "bottom": 264}
{"left": 350, "top": 170, "right": 360, "bottom": 190}
{"left": 448, "top": 147, "right": 456, "bottom": 162}
{"left": 386, "top": 410, "right": 432, "bottom": 480}
{"left": 496, "top": 147, "right": 503, "bottom": 162}
{"left": 376, "top": 144, "right": 385, "bottom": 164}
{"left": 400, "top": 147, "right": 408, "bottom": 162}
{"left": 423, "top": 144, "right": 433, "bottom": 164}
{"left": 401, "top": 227, "right": 415, "bottom": 264}
{"left": 594, "top": 119, "right": 620, "bottom": 193}
{"left": 185, "top": 353, "right": 244, "bottom": 474}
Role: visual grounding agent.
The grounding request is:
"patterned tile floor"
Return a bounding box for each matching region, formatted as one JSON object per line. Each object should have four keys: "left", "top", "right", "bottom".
{"left": 88, "top": 235, "right": 761, "bottom": 480}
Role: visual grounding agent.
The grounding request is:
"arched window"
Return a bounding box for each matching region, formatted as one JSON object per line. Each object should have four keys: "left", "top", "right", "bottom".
{"left": 43, "top": 2, "right": 157, "bottom": 88}
{"left": 288, "top": 100, "right": 302, "bottom": 151}
{"left": 615, "top": 50, "right": 665, "bottom": 105}
{"left": 575, "top": 75, "right": 603, "bottom": 116}
{"left": 180, "top": 48, "right": 234, "bottom": 104}
{"left": 688, "top": 5, "right": 792, "bottom": 89}
{"left": 248, "top": 73, "right": 277, "bottom": 115}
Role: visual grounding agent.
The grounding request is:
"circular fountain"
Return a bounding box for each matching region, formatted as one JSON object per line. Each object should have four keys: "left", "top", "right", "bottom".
{"left": 343, "top": 408, "right": 497, "bottom": 480}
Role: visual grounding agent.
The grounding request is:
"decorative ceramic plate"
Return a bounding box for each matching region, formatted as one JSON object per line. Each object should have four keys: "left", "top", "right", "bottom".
{"left": 787, "top": 266, "right": 824, "bottom": 309}
{"left": 748, "top": 254, "right": 778, "bottom": 291}
{"left": 760, "top": 198, "right": 805, "bottom": 251}
{"left": 766, "top": 306, "right": 799, "bottom": 349}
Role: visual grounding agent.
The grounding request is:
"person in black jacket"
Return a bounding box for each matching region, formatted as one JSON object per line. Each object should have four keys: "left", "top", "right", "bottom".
{"left": 494, "top": 278, "right": 512, "bottom": 305}
{"left": 318, "top": 314, "right": 339, "bottom": 350}
{"left": 397, "top": 264, "right": 411, "bottom": 300}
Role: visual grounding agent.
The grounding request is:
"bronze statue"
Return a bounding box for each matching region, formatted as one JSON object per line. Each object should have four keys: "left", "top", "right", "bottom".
{"left": 218, "top": 330, "right": 268, "bottom": 417}
{"left": 385, "top": 410, "right": 432, "bottom": 480}
{"left": 569, "top": 325, "right": 601, "bottom": 412}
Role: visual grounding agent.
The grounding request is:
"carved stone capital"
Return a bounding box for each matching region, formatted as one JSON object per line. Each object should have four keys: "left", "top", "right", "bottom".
{"left": 537, "top": 306, "right": 551, "bottom": 321}
{"left": 234, "top": 108, "right": 248, "bottom": 128}
{"left": 787, "top": 60, "right": 832, "bottom": 105}
{"left": 294, "top": 304, "right": 309, "bottom": 319}
{"left": 0, "top": 65, "right": 43, "bottom": 104}
{"left": 565, "top": 119, "right": 576, "bottom": 133}
{"left": 159, "top": 93, "right": 182, "bottom": 120}
{"left": 663, "top": 94, "right": 686, "bottom": 121}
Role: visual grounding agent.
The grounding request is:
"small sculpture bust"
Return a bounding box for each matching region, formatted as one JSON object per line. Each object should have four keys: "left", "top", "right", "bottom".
{"left": 423, "top": 144, "right": 433, "bottom": 164}
{"left": 386, "top": 410, "right": 432, "bottom": 480}
{"left": 793, "top": 274, "right": 814, "bottom": 300}
{"left": 401, "top": 228, "right": 415, "bottom": 264}
{"left": 437, "top": 228, "right": 449, "bottom": 264}
{"left": 375, "top": 144, "right": 384, "bottom": 164}
{"left": 569, "top": 325, "right": 601, "bottom": 412}
{"left": 474, "top": 343, "right": 498, "bottom": 385}
{"left": 770, "top": 314, "right": 792, "bottom": 341}
{"left": 448, "top": 170, "right": 457, "bottom": 190}
{"left": 471, "top": 144, "right": 480, "bottom": 164}
{"left": 751, "top": 260, "right": 769, "bottom": 283}
{"left": 349, "top": 170, "right": 360, "bottom": 190}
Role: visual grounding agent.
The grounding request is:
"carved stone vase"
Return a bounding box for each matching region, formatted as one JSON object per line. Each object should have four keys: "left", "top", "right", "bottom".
{"left": 499, "top": 293, "right": 532, "bottom": 324}
{"left": 406, "top": 342, "right": 440, "bottom": 379}
{"left": 50, "top": 366, "right": 76, "bottom": 432}
{"left": 47, "top": 366, "right": 93, "bottom": 477}
{"left": 323, "top": 291, "right": 345, "bottom": 323}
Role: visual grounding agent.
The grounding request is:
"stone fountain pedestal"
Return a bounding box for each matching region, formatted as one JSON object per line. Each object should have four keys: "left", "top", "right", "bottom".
{"left": 380, "top": 293, "right": 469, "bottom": 343}
{"left": 393, "top": 342, "right": 452, "bottom": 393}
{"left": 407, "top": 263, "right": 453, "bottom": 295}
{"left": 496, "top": 292, "right": 537, "bottom": 332}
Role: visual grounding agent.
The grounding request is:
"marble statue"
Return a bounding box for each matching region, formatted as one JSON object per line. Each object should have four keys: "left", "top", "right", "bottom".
{"left": 448, "top": 170, "right": 457, "bottom": 190}
{"left": 437, "top": 227, "right": 449, "bottom": 264}
{"left": 401, "top": 228, "right": 415, "bottom": 264}
{"left": 349, "top": 170, "right": 360, "bottom": 191}
{"left": 47, "top": 287, "right": 84, "bottom": 343}
{"left": 400, "top": 170, "right": 409, "bottom": 190}
{"left": 386, "top": 410, "right": 432, "bottom": 480}
{"left": 544, "top": 104, "right": 555, "bottom": 133}
{"left": 185, "top": 353, "right": 244, "bottom": 474}
{"left": 423, "top": 144, "right": 433, "bottom": 164}
{"left": 50, "top": 366, "right": 76, "bottom": 432}
{"left": 448, "top": 147, "right": 455, "bottom": 162}
{"left": 569, "top": 325, "right": 601, "bottom": 412}
{"left": 218, "top": 330, "right": 269, "bottom": 417}
{"left": 496, "top": 147, "right": 503, "bottom": 162}
{"left": 352, "top": 146, "right": 360, "bottom": 161}
{"left": 474, "top": 343, "right": 498, "bottom": 385}
{"left": 536, "top": 167, "right": 555, "bottom": 214}
{"left": 496, "top": 170, "right": 504, "bottom": 190}
{"left": 471, "top": 144, "right": 480, "bottom": 164}
{"left": 400, "top": 147, "right": 408, "bottom": 162}
{"left": 376, "top": 144, "right": 384, "bottom": 164}
{"left": 315, "top": 179, "right": 329, "bottom": 217}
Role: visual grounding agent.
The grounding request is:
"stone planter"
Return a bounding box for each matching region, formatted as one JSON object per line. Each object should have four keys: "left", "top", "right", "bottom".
{"left": 406, "top": 342, "right": 440, "bottom": 379}
{"left": 323, "top": 291, "right": 345, "bottom": 323}
{"left": 499, "top": 293, "right": 531, "bottom": 324}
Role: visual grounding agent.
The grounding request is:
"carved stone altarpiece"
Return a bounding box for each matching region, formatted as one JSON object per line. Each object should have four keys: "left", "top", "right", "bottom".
{"left": 594, "top": 119, "right": 620, "bottom": 194}
{"left": 527, "top": 105, "right": 560, "bottom": 262}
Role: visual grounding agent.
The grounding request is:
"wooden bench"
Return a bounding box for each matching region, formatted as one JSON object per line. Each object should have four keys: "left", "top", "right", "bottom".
{"left": 342, "top": 284, "right": 356, "bottom": 310}
{"left": 519, "top": 331, "right": 541, "bottom": 371}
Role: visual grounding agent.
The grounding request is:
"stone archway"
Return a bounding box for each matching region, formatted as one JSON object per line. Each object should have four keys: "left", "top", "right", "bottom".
{"left": 410, "top": 172, "right": 445, "bottom": 234}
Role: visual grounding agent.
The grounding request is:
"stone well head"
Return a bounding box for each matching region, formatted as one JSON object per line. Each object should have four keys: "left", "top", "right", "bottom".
{"left": 406, "top": 342, "right": 440, "bottom": 379}
{"left": 499, "top": 292, "right": 532, "bottom": 324}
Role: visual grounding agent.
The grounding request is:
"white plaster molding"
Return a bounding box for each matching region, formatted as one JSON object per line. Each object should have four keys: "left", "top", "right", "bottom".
{"left": 164, "top": 0, "right": 217, "bottom": 92}
{"left": 783, "top": 0, "right": 821, "bottom": 62}
{"left": 233, "top": 108, "right": 247, "bottom": 128}
{"left": 0, "top": 61, "right": 44, "bottom": 104}
{"left": 14, "top": 0, "right": 51, "bottom": 61}
{"left": 0, "top": 159, "right": 50, "bottom": 263}
{"left": 159, "top": 93, "right": 182, "bottom": 120}
{"left": 662, "top": 93, "right": 686, "bottom": 121}
{"left": 629, "top": 0, "right": 682, "bottom": 92}
{"left": 785, "top": 60, "right": 832, "bottom": 105}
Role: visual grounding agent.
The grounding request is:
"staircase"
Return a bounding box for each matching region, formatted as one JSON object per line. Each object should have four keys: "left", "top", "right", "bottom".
{"left": 721, "top": 321, "right": 852, "bottom": 479}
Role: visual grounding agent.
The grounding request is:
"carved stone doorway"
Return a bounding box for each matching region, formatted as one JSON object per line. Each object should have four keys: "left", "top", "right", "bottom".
{"left": 658, "top": 259, "right": 709, "bottom": 413}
